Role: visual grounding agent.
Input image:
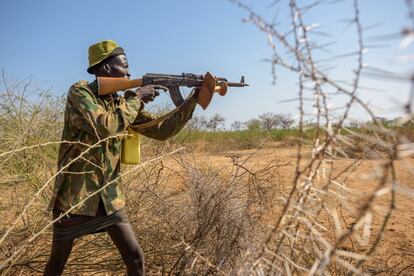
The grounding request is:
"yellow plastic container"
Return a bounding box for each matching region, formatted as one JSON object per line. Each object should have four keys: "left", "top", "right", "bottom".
{"left": 121, "top": 128, "right": 141, "bottom": 165}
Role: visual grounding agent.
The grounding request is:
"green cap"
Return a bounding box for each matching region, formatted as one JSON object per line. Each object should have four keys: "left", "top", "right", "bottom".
{"left": 87, "top": 40, "right": 124, "bottom": 73}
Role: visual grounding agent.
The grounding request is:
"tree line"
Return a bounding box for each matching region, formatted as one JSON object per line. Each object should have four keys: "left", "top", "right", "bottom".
{"left": 186, "top": 113, "right": 407, "bottom": 132}
{"left": 187, "top": 112, "right": 295, "bottom": 132}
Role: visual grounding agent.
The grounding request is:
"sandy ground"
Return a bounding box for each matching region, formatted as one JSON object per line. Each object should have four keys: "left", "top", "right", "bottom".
{"left": 2, "top": 144, "right": 413, "bottom": 275}
{"left": 175, "top": 145, "right": 414, "bottom": 274}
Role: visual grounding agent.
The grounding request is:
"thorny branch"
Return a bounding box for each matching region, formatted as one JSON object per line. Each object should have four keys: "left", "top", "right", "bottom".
{"left": 1, "top": 0, "right": 414, "bottom": 275}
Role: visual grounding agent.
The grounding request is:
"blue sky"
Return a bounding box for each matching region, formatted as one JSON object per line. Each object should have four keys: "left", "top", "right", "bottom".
{"left": 0, "top": 0, "right": 412, "bottom": 125}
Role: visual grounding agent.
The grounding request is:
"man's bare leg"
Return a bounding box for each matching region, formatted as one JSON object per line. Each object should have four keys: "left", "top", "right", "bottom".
{"left": 43, "top": 238, "right": 74, "bottom": 276}
{"left": 106, "top": 222, "right": 145, "bottom": 276}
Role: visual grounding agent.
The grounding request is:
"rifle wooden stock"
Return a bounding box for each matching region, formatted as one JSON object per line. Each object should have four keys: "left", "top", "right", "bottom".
{"left": 97, "top": 77, "right": 143, "bottom": 96}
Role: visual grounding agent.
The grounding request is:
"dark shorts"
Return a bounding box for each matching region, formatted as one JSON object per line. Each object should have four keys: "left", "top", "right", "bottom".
{"left": 52, "top": 199, "right": 129, "bottom": 241}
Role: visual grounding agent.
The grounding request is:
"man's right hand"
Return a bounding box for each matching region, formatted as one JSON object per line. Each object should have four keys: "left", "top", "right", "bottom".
{"left": 134, "top": 85, "right": 167, "bottom": 103}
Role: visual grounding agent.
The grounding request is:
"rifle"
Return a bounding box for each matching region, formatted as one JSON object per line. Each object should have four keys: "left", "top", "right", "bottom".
{"left": 97, "top": 72, "right": 248, "bottom": 109}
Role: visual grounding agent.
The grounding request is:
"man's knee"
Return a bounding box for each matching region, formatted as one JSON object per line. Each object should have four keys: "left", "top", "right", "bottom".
{"left": 43, "top": 239, "right": 73, "bottom": 276}
{"left": 123, "top": 246, "right": 145, "bottom": 275}
{"left": 125, "top": 244, "right": 144, "bottom": 264}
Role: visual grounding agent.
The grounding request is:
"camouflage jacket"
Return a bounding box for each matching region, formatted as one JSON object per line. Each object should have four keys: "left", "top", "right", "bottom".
{"left": 48, "top": 80, "right": 197, "bottom": 216}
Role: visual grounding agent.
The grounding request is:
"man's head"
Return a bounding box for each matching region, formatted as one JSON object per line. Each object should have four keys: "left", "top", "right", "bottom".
{"left": 87, "top": 40, "right": 130, "bottom": 78}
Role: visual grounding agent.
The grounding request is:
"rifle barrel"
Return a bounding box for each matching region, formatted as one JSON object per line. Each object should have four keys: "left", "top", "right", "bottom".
{"left": 225, "top": 82, "right": 249, "bottom": 87}
{"left": 143, "top": 73, "right": 249, "bottom": 87}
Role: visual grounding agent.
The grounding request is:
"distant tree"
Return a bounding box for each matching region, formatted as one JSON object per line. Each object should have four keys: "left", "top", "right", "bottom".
{"left": 278, "top": 114, "right": 295, "bottom": 129}
{"left": 258, "top": 112, "right": 279, "bottom": 131}
{"left": 245, "top": 118, "right": 261, "bottom": 131}
{"left": 187, "top": 115, "right": 207, "bottom": 131}
{"left": 207, "top": 114, "right": 225, "bottom": 132}
{"left": 366, "top": 116, "right": 394, "bottom": 127}
{"left": 303, "top": 119, "right": 317, "bottom": 128}
{"left": 231, "top": 120, "right": 243, "bottom": 131}
{"left": 375, "top": 116, "right": 387, "bottom": 124}
{"left": 348, "top": 120, "right": 362, "bottom": 128}
{"left": 148, "top": 102, "right": 171, "bottom": 115}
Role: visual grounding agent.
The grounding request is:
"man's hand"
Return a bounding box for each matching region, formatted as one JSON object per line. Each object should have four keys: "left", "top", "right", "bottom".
{"left": 124, "top": 85, "right": 167, "bottom": 103}
{"left": 127, "top": 85, "right": 167, "bottom": 103}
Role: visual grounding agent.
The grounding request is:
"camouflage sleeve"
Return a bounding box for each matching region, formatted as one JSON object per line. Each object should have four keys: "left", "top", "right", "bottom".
{"left": 132, "top": 95, "right": 197, "bottom": 141}
{"left": 67, "top": 84, "right": 142, "bottom": 139}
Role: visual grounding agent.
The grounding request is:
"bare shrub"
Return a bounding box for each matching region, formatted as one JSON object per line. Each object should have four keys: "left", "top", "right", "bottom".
{"left": 1, "top": 0, "right": 414, "bottom": 275}
{"left": 122, "top": 144, "right": 288, "bottom": 275}
{"left": 224, "top": 0, "right": 414, "bottom": 274}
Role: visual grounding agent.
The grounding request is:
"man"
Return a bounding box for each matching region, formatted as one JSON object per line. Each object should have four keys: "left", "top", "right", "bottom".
{"left": 44, "top": 40, "right": 198, "bottom": 275}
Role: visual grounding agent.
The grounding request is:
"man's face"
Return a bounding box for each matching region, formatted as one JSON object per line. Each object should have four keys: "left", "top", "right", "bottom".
{"left": 106, "top": 54, "right": 131, "bottom": 78}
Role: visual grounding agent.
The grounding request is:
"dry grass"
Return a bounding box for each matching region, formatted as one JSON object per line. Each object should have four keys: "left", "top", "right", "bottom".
{"left": 1, "top": 0, "right": 414, "bottom": 275}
